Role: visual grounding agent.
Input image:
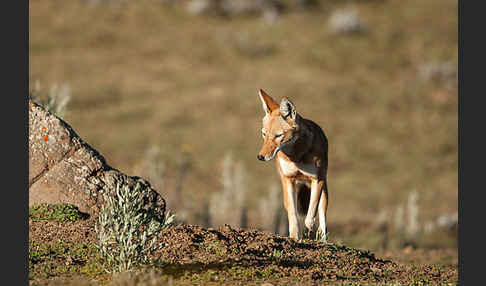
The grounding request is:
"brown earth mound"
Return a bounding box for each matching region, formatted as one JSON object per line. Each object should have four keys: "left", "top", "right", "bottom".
{"left": 29, "top": 217, "right": 458, "bottom": 285}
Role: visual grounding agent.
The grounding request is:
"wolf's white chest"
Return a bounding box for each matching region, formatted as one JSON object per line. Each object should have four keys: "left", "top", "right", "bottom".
{"left": 278, "top": 158, "right": 318, "bottom": 178}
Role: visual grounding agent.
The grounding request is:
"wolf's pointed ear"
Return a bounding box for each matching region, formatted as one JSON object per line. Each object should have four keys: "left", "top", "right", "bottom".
{"left": 280, "top": 97, "right": 296, "bottom": 121}
{"left": 258, "top": 89, "right": 279, "bottom": 114}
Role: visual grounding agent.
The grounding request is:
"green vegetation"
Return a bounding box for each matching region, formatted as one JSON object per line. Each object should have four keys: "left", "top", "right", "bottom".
{"left": 269, "top": 249, "right": 283, "bottom": 259}
{"left": 205, "top": 241, "right": 227, "bottom": 256}
{"left": 29, "top": 204, "right": 89, "bottom": 222}
{"left": 29, "top": 240, "right": 105, "bottom": 281}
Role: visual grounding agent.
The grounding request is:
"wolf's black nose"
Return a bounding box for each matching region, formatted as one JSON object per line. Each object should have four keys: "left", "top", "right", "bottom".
{"left": 257, "top": 155, "right": 265, "bottom": 161}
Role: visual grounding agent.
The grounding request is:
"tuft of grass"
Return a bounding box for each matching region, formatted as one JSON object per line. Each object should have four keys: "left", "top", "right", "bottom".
{"left": 205, "top": 241, "right": 227, "bottom": 256}
{"left": 96, "top": 181, "right": 175, "bottom": 273}
{"left": 269, "top": 249, "right": 283, "bottom": 260}
{"left": 209, "top": 152, "right": 249, "bottom": 228}
{"left": 315, "top": 229, "right": 328, "bottom": 242}
{"left": 30, "top": 80, "right": 71, "bottom": 119}
{"left": 29, "top": 204, "right": 89, "bottom": 223}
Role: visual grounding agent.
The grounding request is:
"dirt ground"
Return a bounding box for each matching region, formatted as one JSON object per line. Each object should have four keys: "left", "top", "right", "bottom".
{"left": 29, "top": 217, "right": 458, "bottom": 285}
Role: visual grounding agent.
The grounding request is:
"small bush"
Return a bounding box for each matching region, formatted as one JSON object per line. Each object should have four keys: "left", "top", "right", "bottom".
{"left": 96, "top": 182, "right": 175, "bottom": 273}
{"left": 209, "top": 152, "right": 248, "bottom": 228}
{"left": 328, "top": 7, "right": 367, "bottom": 35}
{"left": 30, "top": 80, "right": 71, "bottom": 119}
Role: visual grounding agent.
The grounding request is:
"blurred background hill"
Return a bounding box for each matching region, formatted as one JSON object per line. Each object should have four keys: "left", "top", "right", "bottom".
{"left": 30, "top": 0, "right": 457, "bottom": 254}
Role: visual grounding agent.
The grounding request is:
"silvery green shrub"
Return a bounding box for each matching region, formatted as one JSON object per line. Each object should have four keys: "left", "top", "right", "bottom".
{"left": 30, "top": 80, "right": 71, "bottom": 119}
{"left": 96, "top": 182, "right": 175, "bottom": 273}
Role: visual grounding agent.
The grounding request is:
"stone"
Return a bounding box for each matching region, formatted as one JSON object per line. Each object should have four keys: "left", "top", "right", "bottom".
{"left": 28, "top": 98, "right": 166, "bottom": 217}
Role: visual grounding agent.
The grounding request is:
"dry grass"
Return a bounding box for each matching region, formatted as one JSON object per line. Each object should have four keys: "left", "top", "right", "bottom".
{"left": 30, "top": 0, "right": 457, "bottom": 251}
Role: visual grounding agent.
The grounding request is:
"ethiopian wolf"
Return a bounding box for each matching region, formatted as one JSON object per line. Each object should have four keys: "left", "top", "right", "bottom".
{"left": 257, "top": 89, "right": 329, "bottom": 242}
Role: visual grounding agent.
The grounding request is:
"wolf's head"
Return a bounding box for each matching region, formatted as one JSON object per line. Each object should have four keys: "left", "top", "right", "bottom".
{"left": 257, "top": 89, "right": 300, "bottom": 162}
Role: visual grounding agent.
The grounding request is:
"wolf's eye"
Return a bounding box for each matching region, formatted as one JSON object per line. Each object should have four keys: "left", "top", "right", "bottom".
{"left": 261, "top": 128, "right": 266, "bottom": 137}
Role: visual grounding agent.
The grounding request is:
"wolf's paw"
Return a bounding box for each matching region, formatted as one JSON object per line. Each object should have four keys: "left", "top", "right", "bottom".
{"left": 316, "top": 229, "right": 328, "bottom": 243}
{"left": 305, "top": 217, "right": 316, "bottom": 231}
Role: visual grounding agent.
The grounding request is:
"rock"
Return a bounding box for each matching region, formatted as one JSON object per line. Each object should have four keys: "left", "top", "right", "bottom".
{"left": 419, "top": 61, "right": 457, "bottom": 87}
{"left": 28, "top": 98, "right": 166, "bottom": 217}
{"left": 328, "top": 7, "right": 367, "bottom": 35}
{"left": 186, "top": 0, "right": 223, "bottom": 16}
{"left": 220, "top": 0, "right": 280, "bottom": 15}
{"left": 186, "top": 0, "right": 284, "bottom": 17}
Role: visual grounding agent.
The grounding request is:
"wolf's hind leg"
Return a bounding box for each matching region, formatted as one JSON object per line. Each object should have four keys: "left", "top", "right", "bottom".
{"left": 317, "top": 178, "right": 329, "bottom": 242}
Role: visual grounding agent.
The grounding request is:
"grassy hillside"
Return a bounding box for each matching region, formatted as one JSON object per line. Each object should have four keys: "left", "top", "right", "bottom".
{"left": 30, "top": 0, "right": 457, "bottom": 252}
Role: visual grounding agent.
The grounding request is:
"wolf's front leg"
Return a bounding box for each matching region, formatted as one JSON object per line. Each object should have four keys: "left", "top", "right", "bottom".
{"left": 283, "top": 178, "right": 300, "bottom": 240}
{"left": 305, "top": 178, "right": 324, "bottom": 233}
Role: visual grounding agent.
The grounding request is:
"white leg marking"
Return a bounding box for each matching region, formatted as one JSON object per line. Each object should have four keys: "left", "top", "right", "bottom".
{"left": 305, "top": 179, "right": 321, "bottom": 231}
{"left": 318, "top": 190, "right": 327, "bottom": 242}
